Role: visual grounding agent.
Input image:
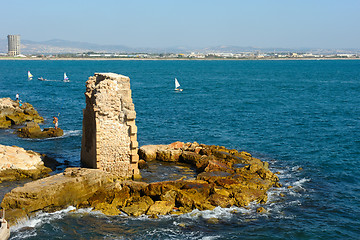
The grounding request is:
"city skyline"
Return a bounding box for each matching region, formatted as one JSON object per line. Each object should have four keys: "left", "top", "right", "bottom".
{"left": 1, "top": 0, "right": 359, "bottom": 49}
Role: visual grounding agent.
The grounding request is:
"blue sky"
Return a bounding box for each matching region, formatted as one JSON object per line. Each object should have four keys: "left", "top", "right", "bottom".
{"left": 1, "top": 0, "right": 359, "bottom": 48}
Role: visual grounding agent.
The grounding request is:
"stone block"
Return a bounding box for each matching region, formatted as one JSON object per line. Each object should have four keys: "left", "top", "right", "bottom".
{"left": 131, "top": 154, "right": 139, "bottom": 163}
{"left": 131, "top": 141, "right": 138, "bottom": 149}
{"left": 126, "top": 110, "right": 136, "bottom": 120}
{"left": 130, "top": 125, "right": 137, "bottom": 135}
{"left": 130, "top": 134, "right": 137, "bottom": 142}
{"left": 131, "top": 149, "right": 138, "bottom": 156}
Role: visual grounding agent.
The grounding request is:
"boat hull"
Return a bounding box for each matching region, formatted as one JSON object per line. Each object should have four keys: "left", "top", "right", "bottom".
{"left": 0, "top": 220, "right": 10, "bottom": 240}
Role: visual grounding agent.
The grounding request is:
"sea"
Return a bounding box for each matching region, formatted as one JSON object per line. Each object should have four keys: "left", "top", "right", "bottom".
{"left": 0, "top": 59, "right": 359, "bottom": 239}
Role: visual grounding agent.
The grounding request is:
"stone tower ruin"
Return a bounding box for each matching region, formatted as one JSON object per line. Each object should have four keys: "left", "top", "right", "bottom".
{"left": 81, "top": 73, "right": 139, "bottom": 178}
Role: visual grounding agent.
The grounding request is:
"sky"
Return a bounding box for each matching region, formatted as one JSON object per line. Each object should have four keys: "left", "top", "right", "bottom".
{"left": 1, "top": 0, "right": 359, "bottom": 49}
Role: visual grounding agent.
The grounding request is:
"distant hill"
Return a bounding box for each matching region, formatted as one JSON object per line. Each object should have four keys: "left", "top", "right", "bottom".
{"left": 20, "top": 39, "right": 133, "bottom": 54}
{"left": 0, "top": 38, "right": 135, "bottom": 54}
{"left": 0, "top": 38, "right": 359, "bottom": 55}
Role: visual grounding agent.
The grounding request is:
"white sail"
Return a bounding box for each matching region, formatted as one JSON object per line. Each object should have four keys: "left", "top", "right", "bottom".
{"left": 64, "top": 73, "right": 69, "bottom": 81}
{"left": 28, "top": 71, "right": 33, "bottom": 79}
{"left": 175, "top": 78, "right": 180, "bottom": 89}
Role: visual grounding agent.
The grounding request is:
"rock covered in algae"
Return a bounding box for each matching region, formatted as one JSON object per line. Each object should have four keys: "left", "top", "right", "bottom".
{"left": 0, "top": 98, "right": 44, "bottom": 129}
{"left": 1, "top": 142, "right": 280, "bottom": 226}
{"left": 16, "top": 122, "right": 63, "bottom": 138}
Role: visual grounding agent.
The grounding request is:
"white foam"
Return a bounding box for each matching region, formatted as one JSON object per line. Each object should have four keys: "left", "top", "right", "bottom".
{"left": 178, "top": 206, "right": 251, "bottom": 221}
{"left": 74, "top": 207, "right": 93, "bottom": 214}
{"left": 11, "top": 206, "right": 76, "bottom": 232}
{"left": 201, "top": 236, "right": 221, "bottom": 240}
{"left": 10, "top": 229, "right": 38, "bottom": 239}
{"left": 293, "top": 177, "right": 311, "bottom": 187}
{"left": 277, "top": 173, "right": 294, "bottom": 178}
{"left": 63, "top": 130, "right": 82, "bottom": 137}
{"left": 260, "top": 164, "right": 310, "bottom": 221}
{"left": 291, "top": 166, "right": 302, "bottom": 171}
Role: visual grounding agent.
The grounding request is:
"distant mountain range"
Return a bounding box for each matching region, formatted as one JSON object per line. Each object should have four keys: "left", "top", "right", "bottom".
{"left": 0, "top": 38, "right": 359, "bottom": 54}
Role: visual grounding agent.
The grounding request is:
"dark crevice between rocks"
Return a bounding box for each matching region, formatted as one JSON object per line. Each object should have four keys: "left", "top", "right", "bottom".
{"left": 42, "top": 155, "right": 62, "bottom": 172}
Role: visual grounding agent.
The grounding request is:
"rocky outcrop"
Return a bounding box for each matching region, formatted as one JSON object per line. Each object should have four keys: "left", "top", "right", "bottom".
{"left": 0, "top": 144, "right": 57, "bottom": 182}
{"left": 1, "top": 168, "right": 116, "bottom": 225}
{"left": 81, "top": 73, "right": 139, "bottom": 179}
{"left": 0, "top": 98, "right": 44, "bottom": 129}
{"left": 16, "top": 122, "right": 63, "bottom": 138}
{"left": 1, "top": 142, "right": 280, "bottom": 226}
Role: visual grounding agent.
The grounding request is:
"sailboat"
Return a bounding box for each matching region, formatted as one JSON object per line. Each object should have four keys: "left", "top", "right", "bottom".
{"left": 174, "top": 78, "right": 183, "bottom": 92}
{"left": 63, "top": 73, "right": 70, "bottom": 82}
{"left": 27, "top": 71, "right": 33, "bottom": 80}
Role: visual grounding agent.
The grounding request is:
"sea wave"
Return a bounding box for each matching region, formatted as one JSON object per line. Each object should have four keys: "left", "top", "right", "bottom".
{"left": 11, "top": 206, "right": 77, "bottom": 233}
{"left": 179, "top": 206, "right": 250, "bottom": 220}
{"left": 63, "top": 129, "right": 82, "bottom": 137}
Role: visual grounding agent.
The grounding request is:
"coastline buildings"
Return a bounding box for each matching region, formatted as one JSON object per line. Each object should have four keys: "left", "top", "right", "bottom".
{"left": 0, "top": 36, "right": 358, "bottom": 59}
{"left": 7, "top": 35, "right": 20, "bottom": 56}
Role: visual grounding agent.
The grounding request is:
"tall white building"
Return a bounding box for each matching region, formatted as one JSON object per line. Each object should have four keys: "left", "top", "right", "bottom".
{"left": 7, "top": 35, "right": 20, "bottom": 56}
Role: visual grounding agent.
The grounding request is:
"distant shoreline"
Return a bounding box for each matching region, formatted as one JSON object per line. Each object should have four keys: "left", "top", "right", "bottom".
{"left": 0, "top": 57, "right": 359, "bottom": 61}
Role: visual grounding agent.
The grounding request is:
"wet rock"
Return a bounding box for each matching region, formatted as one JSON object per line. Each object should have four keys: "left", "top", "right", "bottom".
{"left": 179, "top": 151, "right": 202, "bottom": 165}
{"left": 16, "top": 122, "right": 63, "bottom": 138}
{"left": 175, "top": 189, "right": 196, "bottom": 210}
{"left": 256, "top": 207, "right": 266, "bottom": 213}
{"left": 157, "top": 149, "right": 182, "bottom": 162}
{"left": 204, "top": 159, "right": 233, "bottom": 173}
{"left": 147, "top": 200, "right": 175, "bottom": 215}
{"left": 121, "top": 196, "right": 154, "bottom": 217}
{"left": 143, "top": 181, "right": 180, "bottom": 198}
{"left": 122, "top": 180, "right": 149, "bottom": 198}
{"left": 208, "top": 193, "right": 235, "bottom": 208}
{"left": 160, "top": 189, "right": 178, "bottom": 203}
{"left": 233, "top": 192, "right": 251, "bottom": 207}
{"left": 0, "top": 98, "right": 43, "bottom": 129}
{"left": 182, "top": 180, "right": 212, "bottom": 197}
{"left": 138, "top": 159, "right": 148, "bottom": 169}
{"left": 0, "top": 116, "right": 11, "bottom": 129}
{"left": 212, "top": 187, "right": 231, "bottom": 197}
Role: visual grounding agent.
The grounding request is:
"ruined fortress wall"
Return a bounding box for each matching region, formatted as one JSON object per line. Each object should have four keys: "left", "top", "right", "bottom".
{"left": 81, "top": 73, "right": 139, "bottom": 178}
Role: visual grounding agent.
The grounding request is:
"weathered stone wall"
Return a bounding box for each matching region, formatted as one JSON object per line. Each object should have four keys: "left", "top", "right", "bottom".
{"left": 81, "top": 73, "right": 139, "bottom": 178}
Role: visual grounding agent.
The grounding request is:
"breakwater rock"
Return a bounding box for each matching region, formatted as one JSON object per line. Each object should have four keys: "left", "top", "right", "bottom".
{"left": 1, "top": 142, "right": 280, "bottom": 226}
{"left": 1, "top": 168, "right": 117, "bottom": 225}
{"left": 0, "top": 144, "right": 56, "bottom": 182}
{"left": 16, "top": 122, "right": 63, "bottom": 138}
{"left": 0, "top": 98, "right": 44, "bottom": 129}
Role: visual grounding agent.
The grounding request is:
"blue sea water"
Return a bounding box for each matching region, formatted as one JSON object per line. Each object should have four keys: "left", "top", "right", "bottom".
{"left": 0, "top": 59, "right": 359, "bottom": 239}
